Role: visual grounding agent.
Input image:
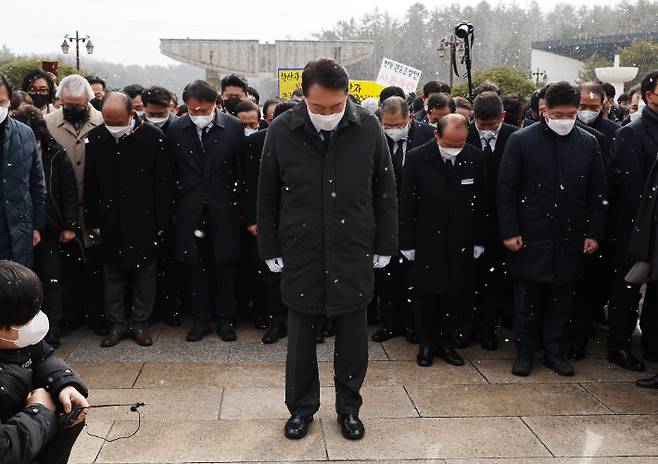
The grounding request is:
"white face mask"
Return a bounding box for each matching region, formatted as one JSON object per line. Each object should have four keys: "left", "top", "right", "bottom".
{"left": 135, "top": 110, "right": 145, "bottom": 118}
{"left": 244, "top": 128, "right": 258, "bottom": 136}
{"left": 476, "top": 122, "right": 501, "bottom": 140}
{"left": 631, "top": 100, "right": 646, "bottom": 122}
{"left": 429, "top": 122, "right": 438, "bottom": 128}
{"left": 438, "top": 145, "right": 462, "bottom": 159}
{"left": 546, "top": 116, "right": 576, "bottom": 136}
{"left": 106, "top": 123, "right": 133, "bottom": 141}
{"left": 384, "top": 124, "right": 410, "bottom": 142}
{"left": 0, "top": 106, "right": 7, "bottom": 124}
{"left": 307, "top": 104, "right": 346, "bottom": 132}
{"left": 146, "top": 115, "right": 169, "bottom": 127}
{"left": 190, "top": 112, "right": 214, "bottom": 129}
{"left": 577, "top": 110, "right": 600, "bottom": 125}
{"left": 0, "top": 311, "right": 50, "bottom": 348}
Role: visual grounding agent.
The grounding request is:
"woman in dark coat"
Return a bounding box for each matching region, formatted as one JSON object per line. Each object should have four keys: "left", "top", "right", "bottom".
{"left": 12, "top": 106, "right": 79, "bottom": 348}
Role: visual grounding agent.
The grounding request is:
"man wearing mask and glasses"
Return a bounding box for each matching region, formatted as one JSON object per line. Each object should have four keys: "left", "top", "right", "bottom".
{"left": 44, "top": 74, "right": 107, "bottom": 337}
{"left": 258, "top": 58, "right": 398, "bottom": 441}
{"left": 497, "top": 81, "right": 607, "bottom": 378}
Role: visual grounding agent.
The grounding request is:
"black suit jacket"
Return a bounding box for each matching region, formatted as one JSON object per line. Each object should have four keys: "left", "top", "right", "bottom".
{"left": 167, "top": 111, "right": 245, "bottom": 265}
{"left": 385, "top": 119, "right": 436, "bottom": 197}
{"left": 244, "top": 128, "right": 268, "bottom": 226}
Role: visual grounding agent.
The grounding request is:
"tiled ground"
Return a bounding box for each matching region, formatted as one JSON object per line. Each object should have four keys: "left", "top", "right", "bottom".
{"left": 58, "top": 319, "right": 658, "bottom": 463}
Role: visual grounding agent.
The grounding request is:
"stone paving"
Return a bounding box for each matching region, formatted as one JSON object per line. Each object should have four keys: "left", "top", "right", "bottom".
{"left": 59, "top": 318, "right": 658, "bottom": 463}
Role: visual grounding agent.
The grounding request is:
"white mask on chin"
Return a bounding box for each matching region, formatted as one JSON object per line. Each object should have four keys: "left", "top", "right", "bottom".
{"left": 307, "top": 104, "right": 346, "bottom": 132}
{"left": 0, "top": 311, "right": 50, "bottom": 348}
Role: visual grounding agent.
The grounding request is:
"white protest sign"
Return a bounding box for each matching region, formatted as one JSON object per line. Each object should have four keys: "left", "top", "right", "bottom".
{"left": 376, "top": 58, "right": 422, "bottom": 94}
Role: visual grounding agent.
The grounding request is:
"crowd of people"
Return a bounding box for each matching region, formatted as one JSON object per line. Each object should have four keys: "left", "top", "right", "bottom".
{"left": 0, "top": 57, "right": 657, "bottom": 441}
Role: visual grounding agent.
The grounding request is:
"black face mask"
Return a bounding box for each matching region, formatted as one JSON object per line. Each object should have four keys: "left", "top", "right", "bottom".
{"left": 63, "top": 106, "right": 89, "bottom": 123}
{"left": 29, "top": 93, "right": 51, "bottom": 109}
{"left": 90, "top": 98, "right": 102, "bottom": 111}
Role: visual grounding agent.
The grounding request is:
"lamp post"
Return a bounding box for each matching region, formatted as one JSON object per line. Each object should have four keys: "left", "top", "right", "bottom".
{"left": 60, "top": 31, "right": 94, "bottom": 70}
{"left": 454, "top": 22, "right": 475, "bottom": 101}
{"left": 531, "top": 68, "right": 547, "bottom": 86}
{"left": 436, "top": 35, "right": 464, "bottom": 90}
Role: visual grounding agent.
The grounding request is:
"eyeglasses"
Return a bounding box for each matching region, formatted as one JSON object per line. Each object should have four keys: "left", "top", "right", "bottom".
{"left": 29, "top": 87, "right": 50, "bottom": 95}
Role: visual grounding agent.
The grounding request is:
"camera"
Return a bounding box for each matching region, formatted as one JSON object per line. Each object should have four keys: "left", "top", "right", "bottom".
{"left": 455, "top": 22, "right": 473, "bottom": 39}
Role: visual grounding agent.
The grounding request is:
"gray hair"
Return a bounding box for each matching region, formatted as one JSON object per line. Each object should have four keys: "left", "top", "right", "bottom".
{"left": 56, "top": 74, "right": 94, "bottom": 100}
{"left": 380, "top": 96, "right": 409, "bottom": 119}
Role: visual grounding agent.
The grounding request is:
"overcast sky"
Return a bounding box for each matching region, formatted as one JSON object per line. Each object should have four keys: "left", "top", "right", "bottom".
{"left": 5, "top": 0, "right": 622, "bottom": 66}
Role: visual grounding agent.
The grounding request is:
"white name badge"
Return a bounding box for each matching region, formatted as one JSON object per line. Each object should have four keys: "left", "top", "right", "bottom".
{"left": 461, "top": 178, "right": 474, "bottom": 185}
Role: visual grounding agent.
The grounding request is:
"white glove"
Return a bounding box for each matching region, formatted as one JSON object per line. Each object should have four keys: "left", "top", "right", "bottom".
{"left": 401, "top": 249, "right": 415, "bottom": 261}
{"left": 373, "top": 255, "right": 391, "bottom": 269}
{"left": 266, "top": 257, "right": 284, "bottom": 273}
{"left": 474, "top": 246, "right": 485, "bottom": 259}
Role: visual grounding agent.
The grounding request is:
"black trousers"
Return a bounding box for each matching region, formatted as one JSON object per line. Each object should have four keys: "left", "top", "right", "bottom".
{"left": 375, "top": 256, "right": 414, "bottom": 330}
{"left": 34, "top": 421, "right": 84, "bottom": 464}
{"left": 641, "top": 282, "right": 658, "bottom": 355}
{"left": 103, "top": 259, "right": 157, "bottom": 332}
{"left": 513, "top": 279, "right": 574, "bottom": 356}
{"left": 285, "top": 309, "right": 368, "bottom": 418}
{"left": 154, "top": 230, "right": 186, "bottom": 321}
{"left": 473, "top": 249, "right": 513, "bottom": 335}
{"left": 34, "top": 238, "right": 65, "bottom": 337}
{"left": 61, "top": 241, "right": 104, "bottom": 326}
{"left": 236, "top": 230, "right": 265, "bottom": 319}
{"left": 416, "top": 293, "right": 463, "bottom": 347}
{"left": 607, "top": 262, "right": 643, "bottom": 351}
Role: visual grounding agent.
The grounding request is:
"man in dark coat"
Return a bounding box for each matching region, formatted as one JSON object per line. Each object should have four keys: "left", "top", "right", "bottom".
{"left": 568, "top": 82, "right": 623, "bottom": 360}
{"left": 244, "top": 101, "right": 296, "bottom": 344}
{"left": 258, "top": 59, "right": 398, "bottom": 441}
{"left": 498, "top": 81, "right": 607, "bottom": 378}
{"left": 0, "top": 260, "right": 89, "bottom": 464}
{"left": 607, "top": 70, "right": 658, "bottom": 372}
{"left": 167, "top": 80, "right": 245, "bottom": 342}
{"left": 143, "top": 86, "right": 183, "bottom": 327}
{"left": 371, "top": 96, "right": 435, "bottom": 344}
{"left": 85, "top": 92, "right": 172, "bottom": 348}
{"left": 12, "top": 105, "right": 79, "bottom": 349}
{"left": 400, "top": 113, "right": 486, "bottom": 368}
{"left": 456, "top": 91, "right": 518, "bottom": 351}
{"left": 0, "top": 74, "right": 46, "bottom": 269}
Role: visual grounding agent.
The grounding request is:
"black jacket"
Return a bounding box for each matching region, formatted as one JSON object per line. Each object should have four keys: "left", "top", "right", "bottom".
{"left": 587, "top": 112, "right": 621, "bottom": 160}
{"left": 466, "top": 122, "right": 518, "bottom": 253}
{"left": 257, "top": 100, "right": 398, "bottom": 317}
{"left": 400, "top": 141, "right": 486, "bottom": 294}
{"left": 167, "top": 111, "right": 245, "bottom": 265}
{"left": 385, "top": 119, "right": 435, "bottom": 198}
{"left": 244, "top": 128, "right": 268, "bottom": 227}
{"left": 84, "top": 120, "right": 173, "bottom": 269}
{"left": 0, "top": 340, "right": 87, "bottom": 464}
{"left": 497, "top": 120, "right": 608, "bottom": 284}
{"left": 40, "top": 137, "right": 78, "bottom": 238}
{"left": 610, "top": 105, "right": 658, "bottom": 268}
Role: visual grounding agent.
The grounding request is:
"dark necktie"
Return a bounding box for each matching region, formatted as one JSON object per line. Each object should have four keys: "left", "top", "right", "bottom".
{"left": 482, "top": 136, "right": 494, "bottom": 154}
{"left": 321, "top": 130, "right": 332, "bottom": 153}
{"left": 392, "top": 141, "right": 404, "bottom": 181}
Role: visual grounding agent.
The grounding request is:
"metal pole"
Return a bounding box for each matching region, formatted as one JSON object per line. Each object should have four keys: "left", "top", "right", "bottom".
{"left": 449, "top": 45, "right": 454, "bottom": 89}
{"left": 75, "top": 30, "right": 80, "bottom": 70}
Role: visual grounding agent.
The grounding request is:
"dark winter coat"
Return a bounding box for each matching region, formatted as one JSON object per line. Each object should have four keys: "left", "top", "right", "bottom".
{"left": 400, "top": 141, "right": 486, "bottom": 294}
{"left": 497, "top": 120, "right": 608, "bottom": 284}
{"left": 466, "top": 122, "right": 518, "bottom": 255}
{"left": 167, "top": 111, "right": 245, "bottom": 265}
{"left": 257, "top": 100, "right": 398, "bottom": 317}
{"left": 84, "top": 120, "right": 173, "bottom": 269}
{"left": 244, "top": 128, "right": 268, "bottom": 227}
{"left": 40, "top": 137, "right": 78, "bottom": 239}
{"left": 610, "top": 105, "right": 658, "bottom": 269}
{"left": 0, "top": 340, "right": 87, "bottom": 464}
{"left": 0, "top": 118, "right": 46, "bottom": 267}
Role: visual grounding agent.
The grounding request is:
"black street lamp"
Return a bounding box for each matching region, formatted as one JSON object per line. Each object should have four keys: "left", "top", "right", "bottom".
{"left": 61, "top": 31, "right": 94, "bottom": 70}
{"left": 437, "top": 35, "right": 465, "bottom": 90}
{"left": 531, "top": 68, "right": 547, "bottom": 86}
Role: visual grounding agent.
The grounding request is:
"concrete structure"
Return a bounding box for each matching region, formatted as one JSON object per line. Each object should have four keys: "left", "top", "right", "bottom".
{"left": 530, "top": 31, "right": 658, "bottom": 84}
{"left": 596, "top": 54, "right": 639, "bottom": 101}
{"left": 160, "top": 38, "right": 374, "bottom": 85}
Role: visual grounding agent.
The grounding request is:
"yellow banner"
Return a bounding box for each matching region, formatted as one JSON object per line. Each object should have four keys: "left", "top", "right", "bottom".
{"left": 278, "top": 69, "right": 385, "bottom": 103}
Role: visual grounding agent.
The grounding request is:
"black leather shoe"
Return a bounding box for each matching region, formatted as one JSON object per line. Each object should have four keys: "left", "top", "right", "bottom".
{"left": 284, "top": 414, "right": 313, "bottom": 439}
{"left": 435, "top": 345, "right": 465, "bottom": 366}
{"left": 607, "top": 348, "right": 646, "bottom": 372}
{"left": 567, "top": 343, "right": 587, "bottom": 361}
{"left": 452, "top": 332, "right": 473, "bottom": 349}
{"left": 403, "top": 327, "right": 419, "bottom": 344}
{"left": 337, "top": 414, "right": 365, "bottom": 440}
{"left": 636, "top": 375, "right": 658, "bottom": 389}
{"left": 254, "top": 315, "right": 268, "bottom": 330}
{"left": 416, "top": 344, "right": 434, "bottom": 367}
{"left": 543, "top": 354, "right": 575, "bottom": 376}
{"left": 186, "top": 324, "right": 211, "bottom": 342}
{"left": 218, "top": 323, "right": 237, "bottom": 342}
{"left": 262, "top": 324, "right": 287, "bottom": 344}
{"left": 512, "top": 355, "right": 534, "bottom": 377}
{"left": 371, "top": 326, "right": 400, "bottom": 342}
{"left": 89, "top": 320, "right": 109, "bottom": 336}
{"left": 480, "top": 332, "right": 499, "bottom": 351}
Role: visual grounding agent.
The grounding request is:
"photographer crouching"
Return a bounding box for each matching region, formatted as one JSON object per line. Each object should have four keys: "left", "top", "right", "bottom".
{"left": 0, "top": 260, "right": 88, "bottom": 464}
